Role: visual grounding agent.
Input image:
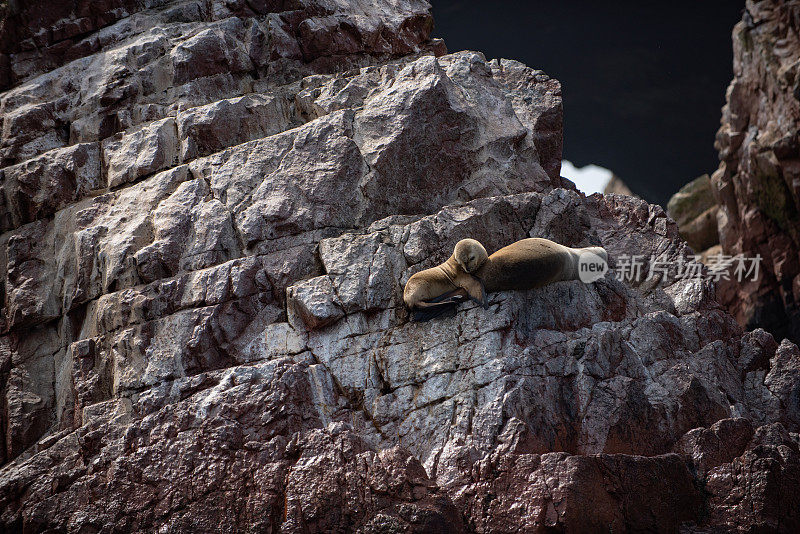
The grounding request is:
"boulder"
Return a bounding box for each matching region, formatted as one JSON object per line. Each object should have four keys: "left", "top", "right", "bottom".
{"left": 666, "top": 174, "right": 720, "bottom": 253}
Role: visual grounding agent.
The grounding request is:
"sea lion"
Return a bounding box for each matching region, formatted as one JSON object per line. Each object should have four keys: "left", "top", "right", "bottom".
{"left": 403, "top": 237, "right": 608, "bottom": 321}
{"left": 402, "top": 239, "right": 489, "bottom": 316}
{"left": 474, "top": 238, "right": 608, "bottom": 295}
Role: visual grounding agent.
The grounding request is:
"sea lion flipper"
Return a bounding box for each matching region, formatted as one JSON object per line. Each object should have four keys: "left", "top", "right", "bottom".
{"left": 410, "top": 289, "right": 469, "bottom": 322}
{"left": 462, "top": 275, "right": 488, "bottom": 309}
{"left": 411, "top": 301, "right": 459, "bottom": 322}
{"left": 425, "top": 288, "right": 468, "bottom": 304}
{"left": 478, "top": 277, "right": 488, "bottom": 309}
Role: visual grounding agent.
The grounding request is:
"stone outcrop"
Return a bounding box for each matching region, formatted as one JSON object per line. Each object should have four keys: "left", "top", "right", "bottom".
{"left": 667, "top": 174, "right": 720, "bottom": 254}
{"left": 712, "top": 0, "right": 800, "bottom": 343}
{"left": 602, "top": 174, "right": 635, "bottom": 197}
{"left": 1, "top": 0, "right": 799, "bottom": 532}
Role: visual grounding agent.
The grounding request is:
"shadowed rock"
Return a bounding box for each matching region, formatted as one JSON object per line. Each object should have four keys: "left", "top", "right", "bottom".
{"left": 712, "top": 0, "right": 800, "bottom": 343}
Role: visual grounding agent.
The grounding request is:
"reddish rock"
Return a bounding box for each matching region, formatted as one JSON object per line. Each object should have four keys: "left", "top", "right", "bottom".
{"left": 674, "top": 417, "right": 756, "bottom": 476}
{"left": 713, "top": 0, "right": 800, "bottom": 342}
{"left": 0, "top": 359, "right": 465, "bottom": 532}
{"left": 455, "top": 422, "right": 703, "bottom": 533}
{"left": 678, "top": 420, "right": 800, "bottom": 533}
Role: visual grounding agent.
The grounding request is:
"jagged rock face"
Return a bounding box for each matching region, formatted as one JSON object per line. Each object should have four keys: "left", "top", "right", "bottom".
{"left": 0, "top": 0, "right": 799, "bottom": 532}
{"left": 0, "top": 0, "right": 439, "bottom": 92}
{"left": 713, "top": 0, "right": 800, "bottom": 343}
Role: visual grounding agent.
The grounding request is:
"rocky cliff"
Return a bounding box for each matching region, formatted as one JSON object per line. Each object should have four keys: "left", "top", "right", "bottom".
{"left": 712, "top": 0, "right": 800, "bottom": 344}
{"left": 0, "top": 1, "right": 799, "bottom": 532}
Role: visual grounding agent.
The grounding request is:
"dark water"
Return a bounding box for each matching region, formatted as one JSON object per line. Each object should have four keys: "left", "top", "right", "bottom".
{"left": 431, "top": 1, "right": 744, "bottom": 206}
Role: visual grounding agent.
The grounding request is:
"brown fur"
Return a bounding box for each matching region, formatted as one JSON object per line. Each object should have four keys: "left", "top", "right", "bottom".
{"left": 403, "top": 251, "right": 485, "bottom": 310}
{"left": 476, "top": 238, "right": 581, "bottom": 292}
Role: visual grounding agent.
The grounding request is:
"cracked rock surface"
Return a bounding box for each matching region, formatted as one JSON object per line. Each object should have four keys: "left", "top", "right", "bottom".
{"left": 1, "top": 0, "right": 799, "bottom": 532}
{"left": 713, "top": 0, "right": 800, "bottom": 345}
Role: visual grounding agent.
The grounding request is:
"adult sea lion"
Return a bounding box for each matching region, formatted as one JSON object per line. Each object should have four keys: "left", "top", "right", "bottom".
{"left": 403, "top": 237, "right": 608, "bottom": 321}
{"left": 475, "top": 238, "right": 608, "bottom": 294}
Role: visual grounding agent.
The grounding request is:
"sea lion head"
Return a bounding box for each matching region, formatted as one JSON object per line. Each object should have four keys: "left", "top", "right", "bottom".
{"left": 453, "top": 238, "right": 488, "bottom": 273}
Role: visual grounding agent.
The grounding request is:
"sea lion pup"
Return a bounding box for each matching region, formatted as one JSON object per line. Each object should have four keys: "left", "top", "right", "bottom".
{"left": 403, "top": 239, "right": 490, "bottom": 320}
{"left": 404, "top": 238, "right": 608, "bottom": 320}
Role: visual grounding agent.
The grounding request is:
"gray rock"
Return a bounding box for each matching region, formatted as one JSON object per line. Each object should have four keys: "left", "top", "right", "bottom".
{"left": 177, "top": 93, "right": 296, "bottom": 160}
{"left": 0, "top": 143, "right": 101, "bottom": 231}
{"left": 103, "top": 118, "right": 179, "bottom": 187}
